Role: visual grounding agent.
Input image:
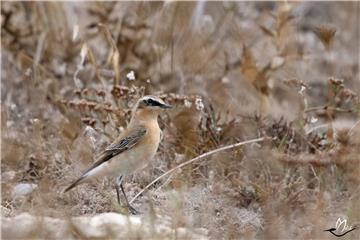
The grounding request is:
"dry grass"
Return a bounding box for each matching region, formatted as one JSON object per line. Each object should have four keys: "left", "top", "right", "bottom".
{"left": 1, "top": 1, "right": 360, "bottom": 239}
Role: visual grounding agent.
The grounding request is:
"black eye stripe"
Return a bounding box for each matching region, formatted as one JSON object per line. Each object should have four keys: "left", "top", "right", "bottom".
{"left": 144, "top": 98, "right": 162, "bottom": 107}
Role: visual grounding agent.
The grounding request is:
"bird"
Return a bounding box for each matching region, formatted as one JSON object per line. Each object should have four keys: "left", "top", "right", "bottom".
{"left": 64, "top": 95, "right": 172, "bottom": 214}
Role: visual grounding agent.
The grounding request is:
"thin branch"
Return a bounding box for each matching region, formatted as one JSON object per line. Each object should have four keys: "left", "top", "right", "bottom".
{"left": 304, "top": 106, "right": 355, "bottom": 113}
{"left": 278, "top": 154, "right": 333, "bottom": 166}
{"left": 348, "top": 119, "right": 360, "bottom": 136}
{"left": 306, "top": 123, "right": 330, "bottom": 135}
{"left": 129, "top": 137, "right": 265, "bottom": 204}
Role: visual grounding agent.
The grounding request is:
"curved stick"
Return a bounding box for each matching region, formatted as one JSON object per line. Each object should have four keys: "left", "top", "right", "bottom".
{"left": 130, "top": 137, "right": 265, "bottom": 204}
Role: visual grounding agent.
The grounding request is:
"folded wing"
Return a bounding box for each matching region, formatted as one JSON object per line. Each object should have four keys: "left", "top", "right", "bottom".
{"left": 64, "top": 125, "right": 147, "bottom": 192}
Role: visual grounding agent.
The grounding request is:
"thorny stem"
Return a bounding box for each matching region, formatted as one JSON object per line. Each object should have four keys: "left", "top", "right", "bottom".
{"left": 129, "top": 137, "right": 265, "bottom": 204}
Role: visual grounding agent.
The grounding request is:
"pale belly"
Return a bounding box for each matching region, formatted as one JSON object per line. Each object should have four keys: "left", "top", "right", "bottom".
{"left": 107, "top": 142, "right": 159, "bottom": 176}
{"left": 84, "top": 131, "right": 160, "bottom": 180}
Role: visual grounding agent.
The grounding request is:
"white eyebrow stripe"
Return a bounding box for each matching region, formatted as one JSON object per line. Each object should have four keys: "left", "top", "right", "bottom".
{"left": 142, "top": 96, "right": 157, "bottom": 101}
{"left": 141, "top": 96, "right": 164, "bottom": 105}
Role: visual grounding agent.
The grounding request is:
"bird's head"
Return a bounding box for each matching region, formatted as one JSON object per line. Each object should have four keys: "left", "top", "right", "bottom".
{"left": 132, "top": 95, "right": 172, "bottom": 120}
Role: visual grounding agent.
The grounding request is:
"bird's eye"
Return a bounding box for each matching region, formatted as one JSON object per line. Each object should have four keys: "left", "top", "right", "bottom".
{"left": 144, "top": 99, "right": 154, "bottom": 106}
{"left": 146, "top": 99, "right": 155, "bottom": 105}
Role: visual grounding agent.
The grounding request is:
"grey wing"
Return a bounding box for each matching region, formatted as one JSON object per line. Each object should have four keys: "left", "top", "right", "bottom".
{"left": 64, "top": 126, "right": 147, "bottom": 192}
{"left": 82, "top": 125, "right": 147, "bottom": 176}
{"left": 105, "top": 126, "right": 147, "bottom": 154}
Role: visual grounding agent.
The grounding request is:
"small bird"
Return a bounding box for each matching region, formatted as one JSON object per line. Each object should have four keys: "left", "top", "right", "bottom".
{"left": 64, "top": 95, "right": 172, "bottom": 214}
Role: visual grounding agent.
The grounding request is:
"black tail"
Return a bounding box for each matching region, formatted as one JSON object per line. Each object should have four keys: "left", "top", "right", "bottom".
{"left": 64, "top": 175, "right": 86, "bottom": 193}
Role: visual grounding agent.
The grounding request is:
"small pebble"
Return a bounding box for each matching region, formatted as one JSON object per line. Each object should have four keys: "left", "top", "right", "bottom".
{"left": 12, "top": 183, "right": 38, "bottom": 198}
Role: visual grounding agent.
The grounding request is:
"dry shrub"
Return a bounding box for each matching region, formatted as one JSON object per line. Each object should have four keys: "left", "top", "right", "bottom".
{"left": 1, "top": 1, "right": 360, "bottom": 239}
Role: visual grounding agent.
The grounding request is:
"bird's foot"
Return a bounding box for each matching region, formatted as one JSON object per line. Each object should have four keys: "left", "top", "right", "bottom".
{"left": 127, "top": 205, "right": 140, "bottom": 215}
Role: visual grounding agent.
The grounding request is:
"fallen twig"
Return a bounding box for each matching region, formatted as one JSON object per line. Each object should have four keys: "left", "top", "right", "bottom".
{"left": 278, "top": 153, "right": 333, "bottom": 166}
{"left": 130, "top": 137, "right": 265, "bottom": 204}
{"left": 304, "top": 106, "right": 355, "bottom": 113}
{"left": 306, "top": 123, "right": 331, "bottom": 135}
{"left": 348, "top": 119, "right": 360, "bottom": 136}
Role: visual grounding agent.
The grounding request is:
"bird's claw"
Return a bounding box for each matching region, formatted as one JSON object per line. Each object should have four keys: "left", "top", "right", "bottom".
{"left": 127, "top": 205, "right": 140, "bottom": 215}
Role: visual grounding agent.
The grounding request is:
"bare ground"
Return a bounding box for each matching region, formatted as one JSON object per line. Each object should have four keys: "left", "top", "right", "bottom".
{"left": 1, "top": 1, "right": 360, "bottom": 239}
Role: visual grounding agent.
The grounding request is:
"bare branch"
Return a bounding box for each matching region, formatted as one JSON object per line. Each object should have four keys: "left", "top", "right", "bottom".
{"left": 130, "top": 137, "right": 265, "bottom": 204}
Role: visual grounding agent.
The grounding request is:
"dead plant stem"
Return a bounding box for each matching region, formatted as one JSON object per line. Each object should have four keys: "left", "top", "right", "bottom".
{"left": 130, "top": 137, "right": 265, "bottom": 204}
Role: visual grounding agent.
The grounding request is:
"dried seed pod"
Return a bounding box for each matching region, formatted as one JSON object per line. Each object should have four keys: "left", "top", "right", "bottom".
{"left": 313, "top": 25, "right": 336, "bottom": 51}
{"left": 82, "top": 117, "right": 97, "bottom": 127}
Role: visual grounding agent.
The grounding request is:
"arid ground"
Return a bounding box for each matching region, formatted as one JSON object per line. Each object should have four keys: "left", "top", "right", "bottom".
{"left": 1, "top": 1, "right": 360, "bottom": 239}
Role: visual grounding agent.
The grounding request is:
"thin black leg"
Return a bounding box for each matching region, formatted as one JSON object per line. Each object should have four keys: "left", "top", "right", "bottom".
{"left": 115, "top": 175, "right": 123, "bottom": 204}
{"left": 120, "top": 183, "right": 130, "bottom": 206}
{"left": 115, "top": 175, "right": 139, "bottom": 215}
{"left": 120, "top": 183, "right": 139, "bottom": 215}
{"left": 115, "top": 184, "right": 121, "bottom": 204}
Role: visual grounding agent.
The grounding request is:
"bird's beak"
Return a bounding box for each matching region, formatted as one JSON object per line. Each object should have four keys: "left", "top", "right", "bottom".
{"left": 161, "top": 103, "right": 172, "bottom": 109}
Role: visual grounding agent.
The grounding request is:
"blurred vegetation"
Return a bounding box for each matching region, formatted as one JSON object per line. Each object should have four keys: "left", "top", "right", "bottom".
{"left": 1, "top": 1, "right": 360, "bottom": 239}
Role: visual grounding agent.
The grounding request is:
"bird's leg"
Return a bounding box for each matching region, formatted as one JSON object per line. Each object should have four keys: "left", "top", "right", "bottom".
{"left": 120, "top": 183, "right": 140, "bottom": 215}
{"left": 115, "top": 176, "right": 123, "bottom": 205}
{"left": 115, "top": 184, "right": 121, "bottom": 204}
{"left": 115, "top": 176, "right": 139, "bottom": 215}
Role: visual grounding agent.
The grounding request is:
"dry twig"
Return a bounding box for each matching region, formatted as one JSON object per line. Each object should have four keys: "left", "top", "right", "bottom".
{"left": 130, "top": 137, "right": 265, "bottom": 204}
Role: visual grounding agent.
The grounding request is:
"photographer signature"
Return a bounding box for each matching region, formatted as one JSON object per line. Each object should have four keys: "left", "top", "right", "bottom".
{"left": 324, "top": 217, "right": 357, "bottom": 237}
